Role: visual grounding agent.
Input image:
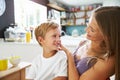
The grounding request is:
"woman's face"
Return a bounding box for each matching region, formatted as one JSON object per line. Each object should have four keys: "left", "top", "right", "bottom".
{"left": 86, "top": 15, "right": 103, "bottom": 42}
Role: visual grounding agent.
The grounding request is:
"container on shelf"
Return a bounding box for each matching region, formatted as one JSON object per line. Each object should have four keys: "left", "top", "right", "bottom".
{"left": 71, "top": 29, "right": 79, "bottom": 37}
{"left": 26, "top": 31, "right": 31, "bottom": 43}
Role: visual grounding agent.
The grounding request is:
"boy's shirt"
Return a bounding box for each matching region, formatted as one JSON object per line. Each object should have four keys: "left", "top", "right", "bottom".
{"left": 26, "top": 51, "right": 67, "bottom": 80}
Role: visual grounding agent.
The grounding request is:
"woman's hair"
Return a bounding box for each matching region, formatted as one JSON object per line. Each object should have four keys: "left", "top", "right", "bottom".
{"left": 34, "top": 21, "right": 59, "bottom": 46}
{"left": 94, "top": 6, "right": 120, "bottom": 80}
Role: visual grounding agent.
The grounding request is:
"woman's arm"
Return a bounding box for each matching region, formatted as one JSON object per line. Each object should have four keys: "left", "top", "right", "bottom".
{"left": 60, "top": 44, "right": 80, "bottom": 80}
{"left": 60, "top": 44, "right": 115, "bottom": 80}
{"left": 79, "top": 57, "right": 115, "bottom": 80}
{"left": 53, "top": 76, "right": 67, "bottom": 80}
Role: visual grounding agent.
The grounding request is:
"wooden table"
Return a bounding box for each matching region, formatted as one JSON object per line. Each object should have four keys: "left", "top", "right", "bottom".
{"left": 0, "top": 62, "right": 31, "bottom": 80}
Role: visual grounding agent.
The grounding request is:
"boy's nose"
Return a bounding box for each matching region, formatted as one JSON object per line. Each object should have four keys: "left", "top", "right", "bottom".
{"left": 57, "top": 39, "right": 61, "bottom": 43}
{"left": 56, "top": 38, "right": 61, "bottom": 43}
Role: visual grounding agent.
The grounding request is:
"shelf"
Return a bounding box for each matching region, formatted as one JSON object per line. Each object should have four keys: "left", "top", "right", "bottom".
{"left": 61, "top": 17, "right": 87, "bottom": 19}
{"left": 47, "top": 3, "right": 65, "bottom": 11}
{"left": 61, "top": 10, "right": 90, "bottom": 26}
{"left": 61, "top": 24, "right": 86, "bottom": 26}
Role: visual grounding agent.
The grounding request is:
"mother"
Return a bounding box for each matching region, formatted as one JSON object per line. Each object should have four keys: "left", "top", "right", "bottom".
{"left": 61, "top": 6, "right": 120, "bottom": 80}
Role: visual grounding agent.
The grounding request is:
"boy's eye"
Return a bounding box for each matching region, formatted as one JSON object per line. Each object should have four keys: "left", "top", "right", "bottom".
{"left": 53, "top": 35, "right": 56, "bottom": 37}
{"left": 59, "top": 35, "right": 61, "bottom": 38}
{"left": 52, "top": 34, "right": 61, "bottom": 38}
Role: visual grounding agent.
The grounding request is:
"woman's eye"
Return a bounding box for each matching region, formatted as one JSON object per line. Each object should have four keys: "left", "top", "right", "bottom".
{"left": 89, "top": 26, "right": 95, "bottom": 32}
{"left": 91, "top": 29, "right": 94, "bottom": 32}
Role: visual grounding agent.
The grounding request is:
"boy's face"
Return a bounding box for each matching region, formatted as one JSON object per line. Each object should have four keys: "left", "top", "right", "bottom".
{"left": 41, "top": 28, "right": 61, "bottom": 51}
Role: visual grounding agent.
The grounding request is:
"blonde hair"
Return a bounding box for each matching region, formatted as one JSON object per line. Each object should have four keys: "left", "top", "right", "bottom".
{"left": 34, "top": 22, "right": 59, "bottom": 46}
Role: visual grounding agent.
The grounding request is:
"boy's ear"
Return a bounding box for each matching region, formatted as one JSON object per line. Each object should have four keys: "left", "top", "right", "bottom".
{"left": 38, "top": 36, "right": 43, "bottom": 43}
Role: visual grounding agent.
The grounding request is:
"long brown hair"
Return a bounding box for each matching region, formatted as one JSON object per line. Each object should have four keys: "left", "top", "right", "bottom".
{"left": 94, "top": 6, "right": 120, "bottom": 80}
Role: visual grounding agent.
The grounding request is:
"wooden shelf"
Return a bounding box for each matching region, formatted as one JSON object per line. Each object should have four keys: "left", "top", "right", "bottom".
{"left": 47, "top": 3, "right": 65, "bottom": 11}
{"left": 61, "top": 24, "right": 86, "bottom": 26}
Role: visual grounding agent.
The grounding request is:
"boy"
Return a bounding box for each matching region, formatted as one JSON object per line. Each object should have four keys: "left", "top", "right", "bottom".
{"left": 26, "top": 22, "right": 67, "bottom": 80}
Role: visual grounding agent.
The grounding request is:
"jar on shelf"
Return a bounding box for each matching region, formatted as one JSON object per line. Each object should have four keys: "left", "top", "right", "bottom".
{"left": 26, "top": 31, "right": 31, "bottom": 43}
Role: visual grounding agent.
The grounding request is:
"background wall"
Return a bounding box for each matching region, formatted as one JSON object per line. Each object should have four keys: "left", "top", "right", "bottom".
{"left": 103, "top": 0, "right": 120, "bottom": 6}
{"left": 0, "top": 0, "right": 15, "bottom": 38}
{"left": 0, "top": 0, "right": 49, "bottom": 38}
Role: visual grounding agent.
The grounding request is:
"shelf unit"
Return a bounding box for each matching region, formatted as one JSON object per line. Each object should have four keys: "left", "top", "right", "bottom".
{"left": 60, "top": 8, "right": 98, "bottom": 36}
{"left": 60, "top": 3, "right": 102, "bottom": 27}
{"left": 47, "top": 3, "right": 102, "bottom": 36}
{"left": 60, "top": 10, "right": 92, "bottom": 26}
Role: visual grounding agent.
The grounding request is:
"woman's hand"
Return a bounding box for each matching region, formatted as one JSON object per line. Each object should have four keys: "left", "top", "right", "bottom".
{"left": 59, "top": 44, "right": 80, "bottom": 80}
{"left": 59, "top": 44, "right": 68, "bottom": 52}
{"left": 58, "top": 44, "right": 72, "bottom": 58}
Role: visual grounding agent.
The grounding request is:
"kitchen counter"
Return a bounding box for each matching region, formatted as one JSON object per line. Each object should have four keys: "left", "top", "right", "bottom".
{"left": 0, "top": 36, "right": 86, "bottom": 62}
{"left": 0, "top": 35, "right": 85, "bottom": 46}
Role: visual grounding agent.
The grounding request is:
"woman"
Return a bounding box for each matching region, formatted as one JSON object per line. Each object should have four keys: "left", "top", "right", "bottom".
{"left": 60, "top": 6, "right": 120, "bottom": 80}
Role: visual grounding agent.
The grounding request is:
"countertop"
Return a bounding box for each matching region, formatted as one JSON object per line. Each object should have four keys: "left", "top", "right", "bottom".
{"left": 0, "top": 35, "right": 86, "bottom": 47}
{"left": 0, "top": 35, "right": 86, "bottom": 62}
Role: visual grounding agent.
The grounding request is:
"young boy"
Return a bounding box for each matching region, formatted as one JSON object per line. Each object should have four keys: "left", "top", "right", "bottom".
{"left": 26, "top": 22, "right": 67, "bottom": 80}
